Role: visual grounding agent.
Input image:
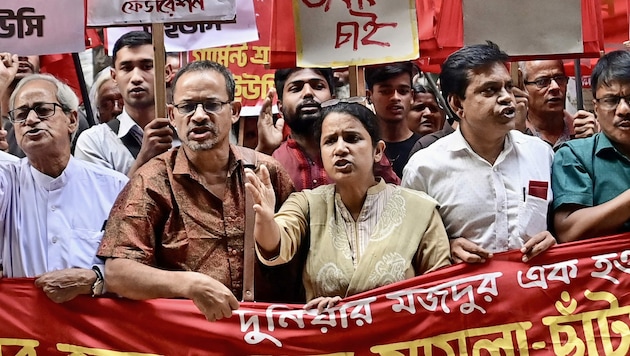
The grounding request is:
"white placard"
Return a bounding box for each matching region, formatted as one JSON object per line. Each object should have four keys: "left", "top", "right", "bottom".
{"left": 0, "top": 0, "right": 84, "bottom": 55}
{"left": 105, "top": 0, "right": 257, "bottom": 53}
{"left": 463, "top": 0, "right": 583, "bottom": 56}
{"left": 88, "top": 0, "right": 236, "bottom": 26}
{"left": 294, "top": 0, "right": 419, "bottom": 67}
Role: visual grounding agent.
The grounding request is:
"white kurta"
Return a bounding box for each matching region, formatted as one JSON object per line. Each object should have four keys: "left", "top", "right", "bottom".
{"left": 0, "top": 156, "right": 128, "bottom": 277}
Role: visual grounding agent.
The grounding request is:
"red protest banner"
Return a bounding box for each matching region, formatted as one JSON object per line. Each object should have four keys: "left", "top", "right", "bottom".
{"left": 1, "top": 232, "right": 630, "bottom": 355}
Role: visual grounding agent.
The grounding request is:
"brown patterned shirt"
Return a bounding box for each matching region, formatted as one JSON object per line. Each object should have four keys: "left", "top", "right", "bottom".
{"left": 97, "top": 144, "right": 294, "bottom": 300}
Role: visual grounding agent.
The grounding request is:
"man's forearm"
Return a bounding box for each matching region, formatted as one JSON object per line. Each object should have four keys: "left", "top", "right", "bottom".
{"left": 105, "top": 258, "right": 194, "bottom": 300}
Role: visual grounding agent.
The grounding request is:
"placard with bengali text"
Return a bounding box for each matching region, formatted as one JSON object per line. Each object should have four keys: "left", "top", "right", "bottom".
{"left": 293, "top": 0, "right": 420, "bottom": 68}
{"left": 0, "top": 0, "right": 84, "bottom": 56}
{"left": 88, "top": 0, "right": 236, "bottom": 26}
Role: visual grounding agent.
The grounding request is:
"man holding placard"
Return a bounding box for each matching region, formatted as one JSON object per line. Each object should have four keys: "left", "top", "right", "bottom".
{"left": 75, "top": 31, "right": 177, "bottom": 177}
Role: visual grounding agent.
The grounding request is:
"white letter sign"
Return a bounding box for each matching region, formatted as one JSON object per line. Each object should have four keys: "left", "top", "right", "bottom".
{"left": 88, "top": 0, "right": 236, "bottom": 26}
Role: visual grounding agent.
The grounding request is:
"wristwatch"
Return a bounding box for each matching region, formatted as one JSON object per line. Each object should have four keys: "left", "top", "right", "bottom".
{"left": 91, "top": 266, "right": 104, "bottom": 297}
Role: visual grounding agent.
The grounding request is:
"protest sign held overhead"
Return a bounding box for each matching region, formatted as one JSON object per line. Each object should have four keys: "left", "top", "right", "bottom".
{"left": 294, "top": 0, "right": 419, "bottom": 67}
{"left": 105, "top": 0, "right": 258, "bottom": 54}
{"left": 464, "top": 0, "right": 584, "bottom": 56}
{"left": 88, "top": 0, "right": 236, "bottom": 26}
{"left": 0, "top": 0, "right": 84, "bottom": 55}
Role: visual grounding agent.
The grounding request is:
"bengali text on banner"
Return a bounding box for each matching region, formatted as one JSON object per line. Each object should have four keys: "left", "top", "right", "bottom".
{"left": 1, "top": 233, "right": 630, "bottom": 355}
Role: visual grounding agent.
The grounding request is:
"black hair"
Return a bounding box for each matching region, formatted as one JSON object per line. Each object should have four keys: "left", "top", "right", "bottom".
{"left": 591, "top": 50, "right": 630, "bottom": 97}
{"left": 364, "top": 62, "right": 414, "bottom": 90}
{"left": 439, "top": 41, "right": 509, "bottom": 101}
{"left": 314, "top": 102, "right": 381, "bottom": 148}
{"left": 412, "top": 83, "right": 435, "bottom": 97}
{"left": 273, "top": 68, "right": 335, "bottom": 100}
{"left": 172, "top": 60, "right": 236, "bottom": 101}
{"left": 112, "top": 31, "right": 153, "bottom": 65}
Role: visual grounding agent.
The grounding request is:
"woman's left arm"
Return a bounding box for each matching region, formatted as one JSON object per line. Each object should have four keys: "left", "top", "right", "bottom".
{"left": 415, "top": 209, "right": 452, "bottom": 274}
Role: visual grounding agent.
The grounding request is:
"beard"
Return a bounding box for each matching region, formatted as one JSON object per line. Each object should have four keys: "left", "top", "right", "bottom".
{"left": 185, "top": 122, "right": 219, "bottom": 151}
{"left": 284, "top": 100, "right": 321, "bottom": 137}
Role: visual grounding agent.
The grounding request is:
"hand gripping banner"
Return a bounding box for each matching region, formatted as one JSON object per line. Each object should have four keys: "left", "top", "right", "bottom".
{"left": 1, "top": 233, "right": 630, "bottom": 355}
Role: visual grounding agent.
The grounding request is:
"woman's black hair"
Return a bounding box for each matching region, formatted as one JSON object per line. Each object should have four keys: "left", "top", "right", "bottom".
{"left": 314, "top": 102, "right": 381, "bottom": 148}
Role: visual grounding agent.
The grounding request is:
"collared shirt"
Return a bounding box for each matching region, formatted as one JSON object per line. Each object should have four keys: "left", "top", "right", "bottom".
{"left": 402, "top": 129, "right": 554, "bottom": 253}
{"left": 552, "top": 133, "right": 630, "bottom": 233}
{"left": 0, "top": 157, "right": 128, "bottom": 277}
{"left": 74, "top": 109, "right": 180, "bottom": 175}
{"left": 525, "top": 111, "right": 573, "bottom": 150}
{"left": 0, "top": 151, "right": 18, "bottom": 162}
{"left": 272, "top": 137, "right": 400, "bottom": 192}
{"left": 97, "top": 145, "right": 295, "bottom": 300}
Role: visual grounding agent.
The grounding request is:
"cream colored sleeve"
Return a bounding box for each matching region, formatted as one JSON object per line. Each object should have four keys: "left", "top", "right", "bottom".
{"left": 256, "top": 192, "right": 309, "bottom": 266}
{"left": 414, "top": 208, "right": 452, "bottom": 274}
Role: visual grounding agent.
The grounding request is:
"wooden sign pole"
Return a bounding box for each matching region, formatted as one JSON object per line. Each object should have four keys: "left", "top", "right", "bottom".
{"left": 152, "top": 23, "right": 167, "bottom": 118}
{"left": 348, "top": 65, "right": 365, "bottom": 97}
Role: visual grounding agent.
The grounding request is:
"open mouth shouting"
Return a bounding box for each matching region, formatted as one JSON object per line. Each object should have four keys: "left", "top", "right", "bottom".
{"left": 188, "top": 125, "right": 215, "bottom": 141}
{"left": 500, "top": 106, "right": 516, "bottom": 120}
{"left": 333, "top": 158, "right": 352, "bottom": 171}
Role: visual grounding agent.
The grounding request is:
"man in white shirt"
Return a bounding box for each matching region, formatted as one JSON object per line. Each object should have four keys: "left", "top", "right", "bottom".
{"left": 0, "top": 73, "right": 128, "bottom": 302}
{"left": 75, "top": 31, "right": 177, "bottom": 176}
{"left": 402, "top": 42, "right": 556, "bottom": 264}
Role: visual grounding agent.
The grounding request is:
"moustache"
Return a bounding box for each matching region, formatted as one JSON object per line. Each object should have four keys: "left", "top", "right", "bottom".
{"left": 297, "top": 100, "right": 321, "bottom": 112}
{"left": 187, "top": 122, "right": 217, "bottom": 134}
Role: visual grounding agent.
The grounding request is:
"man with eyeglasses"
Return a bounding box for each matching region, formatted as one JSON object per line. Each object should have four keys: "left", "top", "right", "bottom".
{"left": 0, "top": 73, "right": 128, "bottom": 302}
{"left": 519, "top": 60, "right": 597, "bottom": 149}
{"left": 75, "top": 31, "right": 177, "bottom": 177}
{"left": 97, "top": 60, "right": 295, "bottom": 321}
{"left": 552, "top": 50, "right": 630, "bottom": 242}
{"left": 255, "top": 67, "right": 399, "bottom": 191}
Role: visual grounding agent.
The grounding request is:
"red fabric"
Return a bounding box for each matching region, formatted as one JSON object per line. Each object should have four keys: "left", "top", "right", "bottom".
{"left": 39, "top": 54, "right": 83, "bottom": 105}
{"left": 1, "top": 233, "right": 629, "bottom": 354}
{"left": 270, "top": 0, "right": 613, "bottom": 71}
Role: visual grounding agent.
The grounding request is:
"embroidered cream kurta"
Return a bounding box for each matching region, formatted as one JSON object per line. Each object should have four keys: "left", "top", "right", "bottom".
{"left": 258, "top": 180, "right": 451, "bottom": 301}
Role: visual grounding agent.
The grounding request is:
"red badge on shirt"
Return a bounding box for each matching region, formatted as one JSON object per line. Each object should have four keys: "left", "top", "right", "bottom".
{"left": 528, "top": 180, "right": 548, "bottom": 200}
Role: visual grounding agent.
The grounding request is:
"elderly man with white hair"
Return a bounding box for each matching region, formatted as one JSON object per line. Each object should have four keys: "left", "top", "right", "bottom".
{"left": 0, "top": 71, "right": 128, "bottom": 303}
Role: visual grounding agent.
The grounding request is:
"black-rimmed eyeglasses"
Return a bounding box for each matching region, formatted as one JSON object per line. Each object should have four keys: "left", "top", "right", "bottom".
{"left": 595, "top": 95, "right": 630, "bottom": 111}
{"left": 523, "top": 75, "right": 569, "bottom": 89}
{"left": 8, "top": 102, "right": 68, "bottom": 124}
{"left": 173, "top": 100, "right": 231, "bottom": 116}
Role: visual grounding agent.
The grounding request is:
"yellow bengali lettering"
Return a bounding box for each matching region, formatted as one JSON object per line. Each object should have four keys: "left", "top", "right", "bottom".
{"left": 370, "top": 322, "right": 532, "bottom": 356}
{"left": 0, "top": 338, "right": 39, "bottom": 356}
{"left": 234, "top": 73, "right": 275, "bottom": 101}
{"left": 250, "top": 46, "right": 270, "bottom": 65}
{"left": 56, "top": 343, "right": 163, "bottom": 356}
{"left": 542, "top": 290, "right": 630, "bottom": 356}
{"left": 191, "top": 45, "right": 249, "bottom": 68}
